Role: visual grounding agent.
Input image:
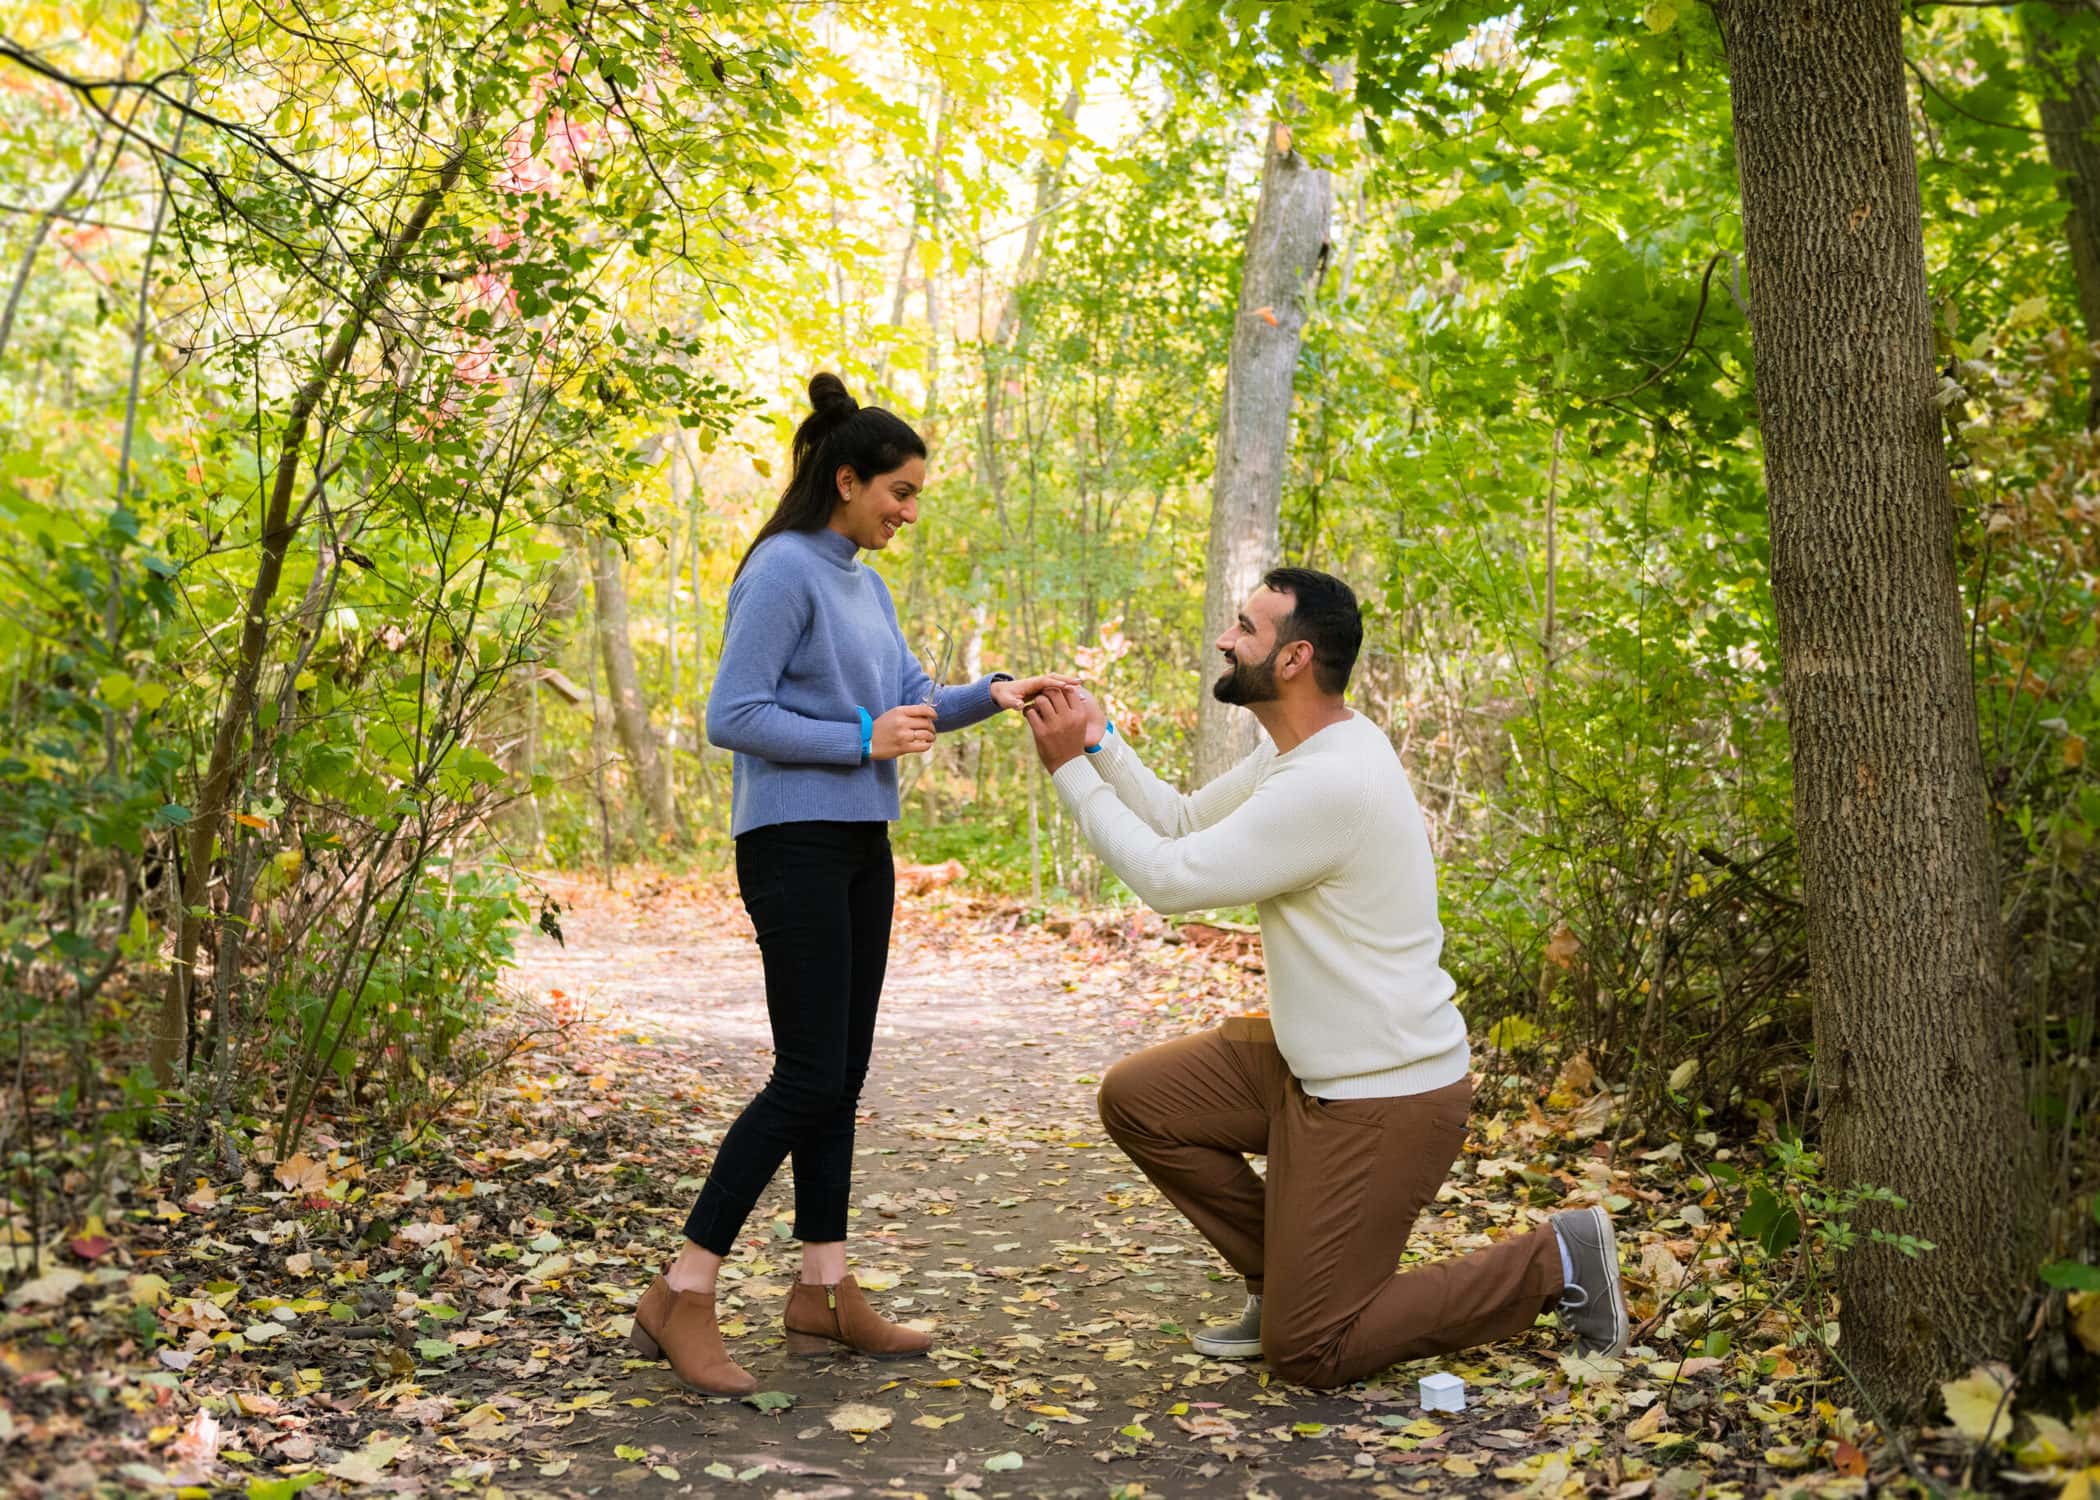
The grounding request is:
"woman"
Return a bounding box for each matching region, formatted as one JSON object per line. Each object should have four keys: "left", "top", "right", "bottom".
{"left": 628, "top": 373, "right": 1069, "bottom": 1394}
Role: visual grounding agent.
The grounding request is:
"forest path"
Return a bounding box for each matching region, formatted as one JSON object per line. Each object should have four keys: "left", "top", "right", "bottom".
{"left": 513, "top": 873, "right": 1593, "bottom": 1499}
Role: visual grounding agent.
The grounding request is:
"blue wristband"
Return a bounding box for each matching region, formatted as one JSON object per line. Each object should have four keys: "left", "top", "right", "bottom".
{"left": 857, "top": 706, "right": 873, "bottom": 764}
{"left": 1085, "top": 719, "right": 1114, "bottom": 754}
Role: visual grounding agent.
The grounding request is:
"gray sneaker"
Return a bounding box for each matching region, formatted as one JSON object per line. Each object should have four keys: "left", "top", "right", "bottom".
{"left": 1190, "top": 1294, "right": 1264, "bottom": 1359}
{"left": 1552, "top": 1205, "right": 1628, "bottom": 1356}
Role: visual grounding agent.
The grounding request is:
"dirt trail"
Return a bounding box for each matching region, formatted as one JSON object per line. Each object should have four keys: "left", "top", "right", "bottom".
{"left": 526, "top": 877, "right": 1579, "bottom": 1499}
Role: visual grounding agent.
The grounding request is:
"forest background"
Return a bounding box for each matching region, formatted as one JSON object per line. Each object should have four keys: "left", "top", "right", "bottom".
{"left": 2, "top": 0, "right": 2097, "bottom": 1482}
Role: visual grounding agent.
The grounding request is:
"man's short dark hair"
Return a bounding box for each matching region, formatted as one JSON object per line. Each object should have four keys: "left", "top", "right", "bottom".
{"left": 1262, "top": 567, "right": 1362, "bottom": 695}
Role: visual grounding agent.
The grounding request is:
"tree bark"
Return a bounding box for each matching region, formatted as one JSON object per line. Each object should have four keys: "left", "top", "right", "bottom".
{"left": 1195, "top": 117, "right": 1331, "bottom": 784}
{"left": 1713, "top": 0, "right": 2040, "bottom": 1414}
{"left": 588, "top": 533, "right": 678, "bottom": 837}
{"left": 150, "top": 132, "right": 474, "bottom": 1086}
{"left": 2026, "top": 1, "right": 2100, "bottom": 427}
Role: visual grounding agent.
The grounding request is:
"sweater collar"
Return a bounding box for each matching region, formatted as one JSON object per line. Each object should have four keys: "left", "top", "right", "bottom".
{"left": 809, "top": 526, "right": 861, "bottom": 569}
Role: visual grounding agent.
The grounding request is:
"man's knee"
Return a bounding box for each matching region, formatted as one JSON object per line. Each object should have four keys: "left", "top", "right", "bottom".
{"left": 1096, "top": 1055, "right": 1144, "bottom": 1139}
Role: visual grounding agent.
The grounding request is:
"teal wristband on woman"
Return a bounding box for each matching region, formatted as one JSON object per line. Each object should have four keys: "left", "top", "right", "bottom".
{"left": 857, "top": 706, "right": 874, "bottom": 764}
{"left": 1085, "top": 719, "right": 1113, "bottom": 754}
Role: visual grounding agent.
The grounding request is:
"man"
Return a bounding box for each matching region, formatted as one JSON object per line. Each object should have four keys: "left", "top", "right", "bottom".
{"left": 1020, "top": 568, "right": 1625, "bottom": 1391}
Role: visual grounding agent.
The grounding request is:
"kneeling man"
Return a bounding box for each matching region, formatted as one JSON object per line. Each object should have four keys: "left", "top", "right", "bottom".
{"left": 1022, "top": 569, "right": 1625, "bottom": 1390}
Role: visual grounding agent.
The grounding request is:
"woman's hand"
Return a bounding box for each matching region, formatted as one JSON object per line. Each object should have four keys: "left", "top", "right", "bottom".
{"left": 989, "top": 673, "right": 1082, "bottom": 712}
{"left": 871, "top": 703, "right": 938, "bottom": 760}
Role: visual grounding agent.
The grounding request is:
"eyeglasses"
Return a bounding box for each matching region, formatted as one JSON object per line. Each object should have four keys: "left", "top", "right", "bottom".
{"left": 921, "top": 624, "right": 953, "bottom": 707}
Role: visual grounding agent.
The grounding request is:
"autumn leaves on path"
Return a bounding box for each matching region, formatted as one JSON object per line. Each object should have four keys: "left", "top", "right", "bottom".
{"left": 6, "top": 874, "right": 1823, "bottom": 1498}
{"left": 504, "top": 876, "right": 1734, "bottom": 1499}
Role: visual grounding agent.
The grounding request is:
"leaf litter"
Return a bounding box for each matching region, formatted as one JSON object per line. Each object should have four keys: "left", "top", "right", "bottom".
{"left": 0, "top": 870, "right": 2037, "bottom": 1497}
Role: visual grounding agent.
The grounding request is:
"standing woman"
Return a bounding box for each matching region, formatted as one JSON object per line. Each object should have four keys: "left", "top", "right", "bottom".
{"left": 629, "top": 374, "right": 1068, "bottom": 1394}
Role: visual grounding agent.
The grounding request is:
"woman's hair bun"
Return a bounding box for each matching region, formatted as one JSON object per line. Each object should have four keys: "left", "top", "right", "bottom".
{"left": 808, "top": 372, "right": 859, "bottom": 420}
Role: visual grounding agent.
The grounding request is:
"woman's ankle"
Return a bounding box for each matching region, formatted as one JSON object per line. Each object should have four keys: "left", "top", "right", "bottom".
{"left": 665, "top": 1241, "right": 722, "bottom": 1295}
{"left": 799, "top": 1241, "right": 848, "bottom": 1285}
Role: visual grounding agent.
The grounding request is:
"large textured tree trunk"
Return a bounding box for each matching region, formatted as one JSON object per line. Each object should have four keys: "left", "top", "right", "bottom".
{"left": 151, "top": 136, "right": 472, "bottom": 1085}
{"left": 2027, "top": 1, "right": 2100, "bottom": 427}
{"left": 1195, "top": 116, "right": 1331, "bottom": 784}
{"left": 1713, "top": 0, "right": 2039, "bottom": 1414}
{"left": 588, "top": 533, "right": 678, "bottom": 837}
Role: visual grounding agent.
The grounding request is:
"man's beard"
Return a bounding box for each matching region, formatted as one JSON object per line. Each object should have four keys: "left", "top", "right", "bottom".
{"left": 1212, "top": 644, "right": 1282, "bottom": 706}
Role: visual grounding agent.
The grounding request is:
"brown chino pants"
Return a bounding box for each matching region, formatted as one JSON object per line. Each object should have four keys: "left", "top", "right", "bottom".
{"left": 1097, "top": 1017, "right": 1565, "bottom": 1390}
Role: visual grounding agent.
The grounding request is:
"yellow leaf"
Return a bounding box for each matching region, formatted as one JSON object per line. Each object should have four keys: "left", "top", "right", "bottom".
{"left": 2066, "top": 735, "right": 2087, "bottom": 771}
{"left": 1272, "top": 123, "right": 1292, "bottom": 155}
{"left": 1441, "top": 1456, "right": 1479, "bottom": 1477}
{"left": 2069, "top": 1292, "right": 2100, "bottom": 1358}
{"left": 2007, "top": 296, "right": 2051, "bottom": 330}
{"left": 1940, "top": 1363, "right": 2015, "bottom": 1446}
{"left": 232, "top": 812, "right": 270, "bottom": 830}
{"left": 2058, "top": 1468, "right": 2100, "bottom": 1500}
{"left": 1486, "top": 1015, "right": 1539, "bottom": 1051}
{"left": 1625, "top": 1403, "right": 1667, "bottom": 1442}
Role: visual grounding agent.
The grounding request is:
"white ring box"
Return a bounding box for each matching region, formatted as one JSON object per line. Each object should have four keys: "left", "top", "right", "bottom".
{"left": 1418, "top": 1371, "right": 1466, "bottom": 1412}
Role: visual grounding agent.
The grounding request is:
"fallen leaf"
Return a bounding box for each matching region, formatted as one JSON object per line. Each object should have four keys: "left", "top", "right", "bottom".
{"left": 4, "top": 1267, "right": 84, "bottom": 1309}
{"left": 1941, "top": 1363, "right": 2015, "bottom": 1446}
{"left": 828, "top": 1403, "right": 892, "bottom": 1439}
{"left": 323, "top": 1436, "right": 403, "bottom": 1484}
{"left": 1625, "top": 1402, "right": 1668, "bottom": 1442}
{"left": 274, "top": 1154, "right": 327, "bottom": 1194}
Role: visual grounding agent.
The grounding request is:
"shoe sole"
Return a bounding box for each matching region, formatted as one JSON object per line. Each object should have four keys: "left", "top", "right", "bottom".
{"left": 1575, "top": 1204, "right": 1629, "bottom": 1358}
{"left": 784, "top": 1329, "right": 929, "bottom": 1359}
{"left": 1190, "top": 1334, "right": 1263, "bottom": 1360}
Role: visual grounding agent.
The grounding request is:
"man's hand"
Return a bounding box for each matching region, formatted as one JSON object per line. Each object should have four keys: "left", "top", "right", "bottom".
{"left": 1022, "top": 685, "right": 1092, "bottom": 773}
{"left": 990, "top": 672, "right": 1082, "bottom": 712}
{"left": 1065, "top": 684, "right": 1108, "bottom": 747}
{"left": 870, "top": 703, "right": 937, "bottom": 760}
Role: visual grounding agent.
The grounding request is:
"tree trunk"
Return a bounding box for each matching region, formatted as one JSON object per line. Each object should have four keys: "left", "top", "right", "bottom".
{"left": 1194, "top": 116, "right": 1331, "bottom": 784}
{"left": 150, "top": 134, "right": 473, "bottom": 1086}
{"left": 588, "top": 533, "right": 678, "bottom": 837}
{"left": 1713, "top": 0, "right": 2040, "bottom": 1414}
{"left": 2027, "top": 1, "right": 2100, "bottom": 427}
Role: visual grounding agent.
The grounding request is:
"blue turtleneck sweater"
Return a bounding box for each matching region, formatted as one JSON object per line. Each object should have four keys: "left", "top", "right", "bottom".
{"left": 705, "top": 527, "right": 1005, "bottom": 836}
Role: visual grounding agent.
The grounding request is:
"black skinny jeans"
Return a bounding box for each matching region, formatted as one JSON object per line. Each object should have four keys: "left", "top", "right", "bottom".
{"left": 684, "top": 821, "right": 894, "bottom": 1255}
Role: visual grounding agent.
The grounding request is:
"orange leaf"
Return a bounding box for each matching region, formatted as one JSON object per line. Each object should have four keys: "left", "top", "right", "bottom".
{"left": 1272, "top": 123, "right": 1292, "bottom": 155}
{"left": 232, "top": 813, "right": 270, "bottom": 829}
{"left": 2066, "top": 734, "right": 2086, "bottom": 769}
{"left": 1254, "top": 306, "right": 1279, "bottom": 326}
{"left": 1832, "top": 1440, "right": 1866, "bottom": 1478}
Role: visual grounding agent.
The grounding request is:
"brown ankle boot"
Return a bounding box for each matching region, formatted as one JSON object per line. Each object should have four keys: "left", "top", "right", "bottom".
{"left": 783, "top": 1275, "right": 932, "bottom": 1358}
{"left": 630, "top": 1277, "right": 758, "bottom": 1395}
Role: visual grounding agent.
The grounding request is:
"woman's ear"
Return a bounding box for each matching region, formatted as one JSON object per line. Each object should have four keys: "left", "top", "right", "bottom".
{"left": 835, "top": 465, "right": 857, "bottom": 504}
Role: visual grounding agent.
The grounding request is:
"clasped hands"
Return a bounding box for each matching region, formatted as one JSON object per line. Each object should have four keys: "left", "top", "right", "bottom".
{"left": 870, "top": 673, "right": 1085, "bottom": 761}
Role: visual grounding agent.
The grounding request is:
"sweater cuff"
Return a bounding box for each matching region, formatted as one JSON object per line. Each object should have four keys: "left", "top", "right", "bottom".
{"left": 1084, "top": 729, "right": 1136, "bottom": 780}
{"left": 932, "top": 674, "right": 1003, "bottom": 732}
{"left": 1050, "top": 754, "right": 1106, "bottom": 809}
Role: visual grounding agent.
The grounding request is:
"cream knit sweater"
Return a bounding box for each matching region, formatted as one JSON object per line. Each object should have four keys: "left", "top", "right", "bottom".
{"left": 1050, "top": 712, "right": 1468, "bottom": 1099}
